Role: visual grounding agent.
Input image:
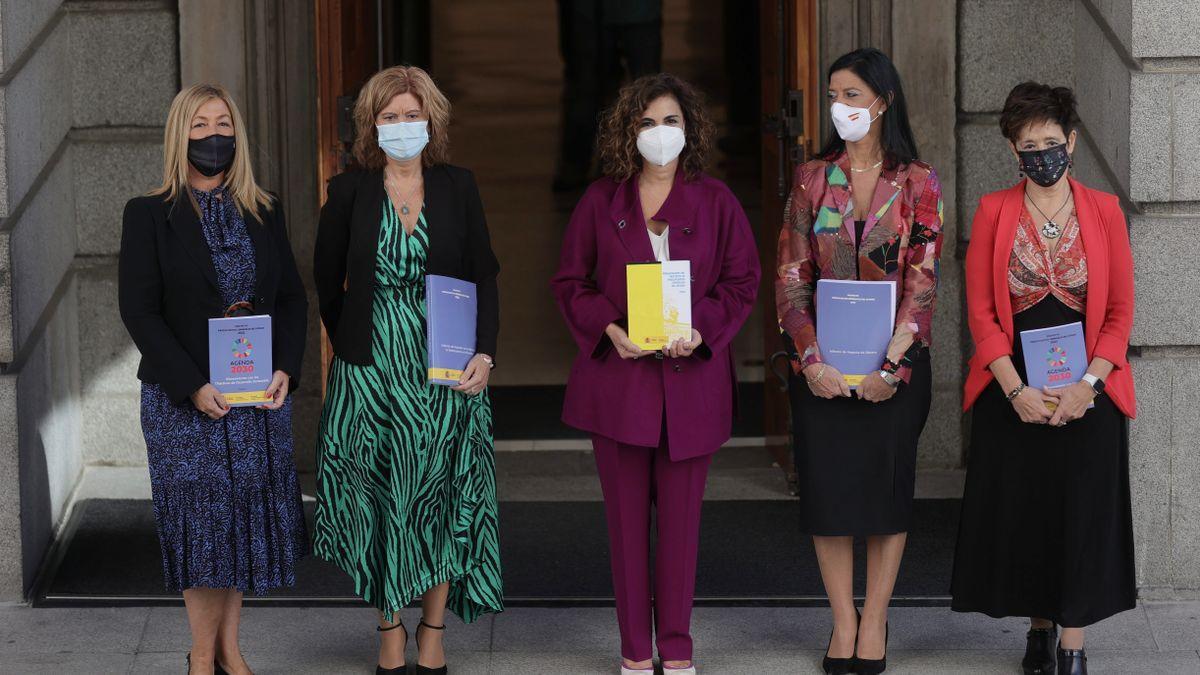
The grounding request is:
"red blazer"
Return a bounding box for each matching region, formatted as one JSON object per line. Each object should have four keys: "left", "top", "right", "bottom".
{"left": 963, "top": 178, "right": 1136, "bottom": 418}
{"left": 551, "top": 171, "right": 760, "bottom": 459}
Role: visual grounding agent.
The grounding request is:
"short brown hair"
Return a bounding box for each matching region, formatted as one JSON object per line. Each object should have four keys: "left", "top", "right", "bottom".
{"left": 352, "top": 65, "right": 451, "bottom": 169}
{"left": 598, "top": 73, "right": 714, "bottom": 182}
{"left": 999, "top": 81, "right": 1080, "bottom": 143}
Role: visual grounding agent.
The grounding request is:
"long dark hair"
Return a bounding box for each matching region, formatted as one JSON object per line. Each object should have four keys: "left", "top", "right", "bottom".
{"left": 817, "top": 48, "right": 919, "bottom": 170}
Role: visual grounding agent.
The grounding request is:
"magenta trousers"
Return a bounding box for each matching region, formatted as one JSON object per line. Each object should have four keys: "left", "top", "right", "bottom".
{"left": 592, "top": 433, "right": 712, "bottom": 662}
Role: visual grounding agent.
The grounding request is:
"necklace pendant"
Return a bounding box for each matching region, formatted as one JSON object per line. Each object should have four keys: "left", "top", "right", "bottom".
{"left": 1041, "top": 220, "right": 1061, "bottom": 239}
{"left": 401, "top": 203, "right": 410, "bottom": 215}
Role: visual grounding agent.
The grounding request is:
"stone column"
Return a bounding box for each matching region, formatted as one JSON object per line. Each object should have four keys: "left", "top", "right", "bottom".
{"left": 1074, "top": 0, "right": 1200, "bottom": 597}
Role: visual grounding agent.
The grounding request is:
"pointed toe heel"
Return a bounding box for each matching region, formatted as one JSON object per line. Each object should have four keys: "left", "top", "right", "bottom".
{"left": 376, "top": 616, "right": 408, "bottom": 675}
{"left": 854, "top": 621, "right": 889, "bottom": 675}
{"left": 414, "top": 618, "right": 448, "bottom": 675}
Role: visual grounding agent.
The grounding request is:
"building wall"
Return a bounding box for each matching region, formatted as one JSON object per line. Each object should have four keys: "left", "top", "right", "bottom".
{"left": 958, "top": 0, "right": 1200, "bottom": 596}
{"left": 0, "top": 0, "right": 177, "bottom": 599}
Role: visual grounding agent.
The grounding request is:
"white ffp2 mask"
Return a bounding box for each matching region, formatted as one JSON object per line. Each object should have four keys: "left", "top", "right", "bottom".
{"left": 830, "top": 96, "right": 880, "bottom": 142}
{"left": 636, "top": 125, "right": 686, "bottom": 166}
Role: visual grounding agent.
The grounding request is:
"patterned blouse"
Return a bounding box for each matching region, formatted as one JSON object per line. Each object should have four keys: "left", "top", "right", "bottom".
{"left": 193, "top": 184, "right": 256, "bottom": 309}
{"left": 1008, "top": 206, "right": 1088, "bottom": 314}
{"left": 775, "top": 153, "right": 944, "bottom": 382}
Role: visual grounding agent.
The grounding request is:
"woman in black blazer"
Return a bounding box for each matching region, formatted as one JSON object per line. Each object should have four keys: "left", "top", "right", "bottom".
{"left": 118, "top": 83, "right": 308, "bottom": 675}
{"left": 311, "top": 65, "right": 503, "bottom": 675}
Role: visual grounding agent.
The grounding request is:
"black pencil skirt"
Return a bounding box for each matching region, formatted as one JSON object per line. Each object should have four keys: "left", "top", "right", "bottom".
{"left": 790, "top": 357, "right": 932, "bottom": 536}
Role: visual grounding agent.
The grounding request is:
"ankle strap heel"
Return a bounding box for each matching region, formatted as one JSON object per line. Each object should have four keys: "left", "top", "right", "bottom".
{"left": 376, "top": 616, "right": 408, "bottom": 675}
{"left": 415, "top": 619, "right": 448, "bottom": 675}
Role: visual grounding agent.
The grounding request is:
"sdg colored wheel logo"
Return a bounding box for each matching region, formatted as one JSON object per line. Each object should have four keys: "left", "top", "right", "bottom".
{"left": 1045, "top": 344, "right": 1068, "bottom": 368}
{"left": 232, "top": 337, "right": 253, "bottom": 359}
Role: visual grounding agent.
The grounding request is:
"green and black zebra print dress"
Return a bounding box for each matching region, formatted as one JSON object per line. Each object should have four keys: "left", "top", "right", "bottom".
{"left": 313, "top": 203, "right": 503, "bottom": 622}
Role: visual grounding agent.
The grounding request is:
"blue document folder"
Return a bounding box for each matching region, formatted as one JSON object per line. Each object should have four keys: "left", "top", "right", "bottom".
{"left": 815, "top": 279, "right": 896, "bottom": 389}
{"left": 1020, "top": 322, "right": 1090, "bottom": 408}
{"left": 425, "top": 274, "right": 477, "bottom": 386}
{"left": 207, "top": 315, "right": 273, "bottom": 406}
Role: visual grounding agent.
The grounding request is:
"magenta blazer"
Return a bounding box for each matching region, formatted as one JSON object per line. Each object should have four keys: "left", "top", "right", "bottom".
{"left": 551, "top": 171, "right": 760, "bottom": 460}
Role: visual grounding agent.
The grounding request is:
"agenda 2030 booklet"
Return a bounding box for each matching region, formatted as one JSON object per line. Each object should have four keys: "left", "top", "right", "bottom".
{"left": 208, "top": 315, "right": 273, "bottom": 406}
{"left": 815, "top": 279, "right": 896, "bottom": 389}
{"left": 425, "top": 274, "right": 477, "bottom": 386}
{"left": 1019, "top": 321, "right": 1091, "bottom": 411}
{"left": 626, "top": 260, "right": 692, "bottom": 351}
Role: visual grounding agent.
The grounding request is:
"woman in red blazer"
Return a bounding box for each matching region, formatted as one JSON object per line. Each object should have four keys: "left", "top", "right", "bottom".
{"left": 951, "top": 82, "right": 1137, "bottom": 675}
{"left": 551, "top": 73, "right": 759, "bottom": 675}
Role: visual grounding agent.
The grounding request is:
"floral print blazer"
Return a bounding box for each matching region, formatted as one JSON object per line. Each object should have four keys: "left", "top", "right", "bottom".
{"left": 775, "top": 152, "right": 944, "bottom": 383}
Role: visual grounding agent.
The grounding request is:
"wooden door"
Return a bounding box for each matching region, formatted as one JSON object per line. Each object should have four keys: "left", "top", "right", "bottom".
{"left": 759, "top": 0, "right": 820, "bottom": 490}
{"left": 314, "top": 0, "right": 379, "bottom": 390}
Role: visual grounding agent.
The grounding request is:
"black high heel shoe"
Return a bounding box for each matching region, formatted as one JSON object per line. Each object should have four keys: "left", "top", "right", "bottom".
{"left": 1022, "top": 626, "right": 1057, "bottom": 674}
{"left": 415, "top": 618, "right": 448, "bottom": 675}
{"left": 854, "top": 620, "right": 889, "bottom": 675}
{"left": 822, "top": 610, "right": 858, "bottom": 674}
{"left": 376, "top": 617, "right": 408, "bottom": 675}
{"left": 1057, "top": 645, "right": 1087, "bottom": 675}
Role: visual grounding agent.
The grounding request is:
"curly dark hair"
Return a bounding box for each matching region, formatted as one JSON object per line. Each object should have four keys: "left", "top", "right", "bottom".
{"left": 598, "top": 73, "right": 714, "bottom": 182}
{"left": 999, "top": 81, "right": 1080, "bottom": 143}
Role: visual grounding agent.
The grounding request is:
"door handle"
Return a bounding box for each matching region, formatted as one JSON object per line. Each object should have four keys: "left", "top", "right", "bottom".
{"left": 769, "top": 350, "right": 792, "bottom": 392}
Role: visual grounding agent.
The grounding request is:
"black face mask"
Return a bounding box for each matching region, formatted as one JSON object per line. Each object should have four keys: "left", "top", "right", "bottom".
{"left": 1018, "top": 143, "right": 1070, "bottom": 188}
{"left": 187, "top": 134, "right": 236, "bottom": 177}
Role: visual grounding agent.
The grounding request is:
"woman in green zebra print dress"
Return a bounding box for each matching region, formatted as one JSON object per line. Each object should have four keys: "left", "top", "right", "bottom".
{"left": 313, "top": 66, "right": 503, "bottom": 675}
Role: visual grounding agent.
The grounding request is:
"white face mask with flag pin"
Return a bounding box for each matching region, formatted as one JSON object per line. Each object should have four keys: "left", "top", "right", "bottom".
{"left": 830, "top": 96, "right": 881, "bottom": 143}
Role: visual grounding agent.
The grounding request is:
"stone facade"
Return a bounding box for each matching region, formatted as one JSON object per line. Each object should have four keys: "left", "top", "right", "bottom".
{"left": 0, "top": 0, "right": 177, "bottom": 599}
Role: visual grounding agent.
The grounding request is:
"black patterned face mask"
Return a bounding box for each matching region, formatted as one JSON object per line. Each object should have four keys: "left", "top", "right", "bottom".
{"left": 1018, "top": 143, "right": 1071, "bottom": 187}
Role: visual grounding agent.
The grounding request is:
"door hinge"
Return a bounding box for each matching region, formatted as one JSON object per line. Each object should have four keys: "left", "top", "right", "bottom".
{"left": 783, "top": 89, "right": 804, "bottom": 138}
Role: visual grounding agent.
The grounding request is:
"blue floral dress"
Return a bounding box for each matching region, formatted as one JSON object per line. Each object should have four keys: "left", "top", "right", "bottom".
{"left": 140, "top": 185, "right": 308, "bottom": 594}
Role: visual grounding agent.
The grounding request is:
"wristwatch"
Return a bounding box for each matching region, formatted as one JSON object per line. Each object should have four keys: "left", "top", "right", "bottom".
{"left": 879, "top": 370, "right": 900, "bottom": 387}
{"left": 1082, "top": 373, "right": 1105, "bottom": 396}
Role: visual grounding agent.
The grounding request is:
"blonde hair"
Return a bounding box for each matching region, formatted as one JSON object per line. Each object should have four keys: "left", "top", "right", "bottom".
{"left": 152, "top": 83, "right": 272, "bottom": 216}
{"left": 352, "top": 65, "right": 452, "bottom": 169}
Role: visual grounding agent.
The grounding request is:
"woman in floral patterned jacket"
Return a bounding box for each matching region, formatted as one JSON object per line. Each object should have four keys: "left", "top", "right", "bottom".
{"left": 774, "top": 48, "right": 943, "bottom": 675}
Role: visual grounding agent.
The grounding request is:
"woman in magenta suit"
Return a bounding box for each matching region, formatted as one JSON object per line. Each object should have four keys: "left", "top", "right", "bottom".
{"left": 551, "top": 73, "right": 760, "bottom": 675}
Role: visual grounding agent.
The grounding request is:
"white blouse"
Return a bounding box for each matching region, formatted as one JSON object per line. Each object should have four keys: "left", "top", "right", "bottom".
{"left": 648, "top": 226, "right": 670, "bottom": 262}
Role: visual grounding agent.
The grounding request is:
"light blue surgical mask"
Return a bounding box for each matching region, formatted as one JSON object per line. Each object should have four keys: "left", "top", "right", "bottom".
{"left": 376, "top": 120, "right": 429, "bottom": 162}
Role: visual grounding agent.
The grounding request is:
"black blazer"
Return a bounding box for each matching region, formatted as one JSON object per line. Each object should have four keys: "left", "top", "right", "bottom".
{"left": 314, "top": 164, "right": 500, "bottom": 365}
{"left": 118, "top": 192, "right": 308, "bottom": 404}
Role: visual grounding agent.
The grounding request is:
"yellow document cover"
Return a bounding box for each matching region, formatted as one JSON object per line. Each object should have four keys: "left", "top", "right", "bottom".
{"left": 626, "top": 261, "right": 692, "bottom": 351}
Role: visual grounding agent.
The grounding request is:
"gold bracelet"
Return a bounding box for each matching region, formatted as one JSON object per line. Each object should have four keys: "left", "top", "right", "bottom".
{"left": 808, "top": 364, "right": 827, "bottom": 384}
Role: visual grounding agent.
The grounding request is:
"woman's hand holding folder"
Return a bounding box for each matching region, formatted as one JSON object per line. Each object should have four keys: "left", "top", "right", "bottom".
{"left": 606, "top": 323, "right": 653, "bottom": 360}
{"left": 802, "top": 359, "right": 852, "bottom": 399}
